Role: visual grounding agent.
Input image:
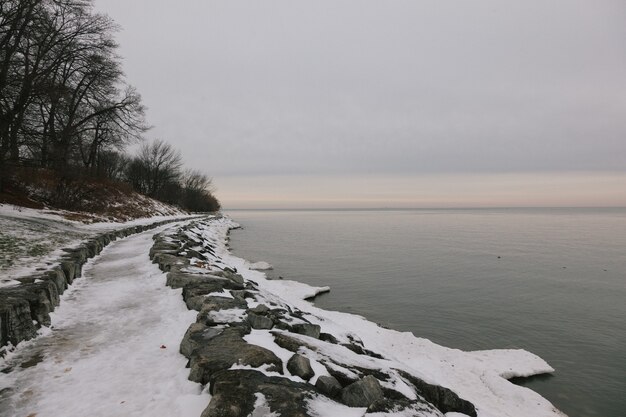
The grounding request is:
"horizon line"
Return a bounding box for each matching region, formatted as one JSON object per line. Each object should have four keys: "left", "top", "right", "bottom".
{"left": 222, "top": 206, "right": 626, "bottom": 211}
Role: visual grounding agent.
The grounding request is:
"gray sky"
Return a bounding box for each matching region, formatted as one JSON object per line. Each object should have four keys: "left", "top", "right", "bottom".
{"left": 95, "top": 0, "right": 626, "bottom": 208}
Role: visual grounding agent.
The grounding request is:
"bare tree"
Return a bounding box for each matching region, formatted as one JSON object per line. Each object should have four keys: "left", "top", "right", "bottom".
{"left": 127, "top": 139, "right": 182, "bottom": 199}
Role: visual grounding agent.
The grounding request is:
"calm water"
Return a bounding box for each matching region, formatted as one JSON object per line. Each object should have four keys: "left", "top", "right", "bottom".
{"left": 227, "top": 208, "right": 626, "bottom": 417}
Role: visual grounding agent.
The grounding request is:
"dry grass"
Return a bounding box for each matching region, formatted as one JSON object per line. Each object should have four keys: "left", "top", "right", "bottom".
{"left": 1, "top": 167, "right": 184, "bottom": 223}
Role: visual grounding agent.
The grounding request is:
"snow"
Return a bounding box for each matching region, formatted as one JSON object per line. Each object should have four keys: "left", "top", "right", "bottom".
{"left": 182, "top": 217, "right": 567, "bottom": 417}
{"left": 306, "top": 395, "right": 367, "bottom": 417}
{"left": 248, "top": 261, "right": 274, "bottom": 270}
{"left": 0, "top": 202, "right": 199, "bottom": 284}
{"left": 0, "top": 222, "right": 209, "bottom": 417}
{"left": 250, "top": 393, "right": 280, "bottom": 417}
{"left": 206, "top": 290, "right": 234, "bottom": 299}
{"left": 207, "top": 308, "right": 247, "bottom": 324}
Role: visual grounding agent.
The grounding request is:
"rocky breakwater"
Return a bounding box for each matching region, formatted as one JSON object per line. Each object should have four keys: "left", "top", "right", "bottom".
{"left": 151, "top": 218, "right": 478, "bottom": 417}
{"left": 0, "top": 217, "right": 198, "bottom": 354}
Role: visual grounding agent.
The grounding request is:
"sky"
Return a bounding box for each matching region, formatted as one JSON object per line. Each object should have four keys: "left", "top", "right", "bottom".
{"left": 94, "top": 0, "right": 626, "bottom": 208}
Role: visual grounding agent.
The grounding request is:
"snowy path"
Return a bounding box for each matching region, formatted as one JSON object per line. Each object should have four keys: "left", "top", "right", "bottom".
{"left": 0, "top": 224, "right": 209, "bottom": 417}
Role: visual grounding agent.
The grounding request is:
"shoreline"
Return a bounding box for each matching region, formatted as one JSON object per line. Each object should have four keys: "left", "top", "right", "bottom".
{"left": 155, "top": 215, "right": 566, "bottom": 417}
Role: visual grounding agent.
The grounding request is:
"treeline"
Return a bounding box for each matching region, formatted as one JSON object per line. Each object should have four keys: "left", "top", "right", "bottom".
{"left": 0, "top": 0, "right": 219, "bottom": 212}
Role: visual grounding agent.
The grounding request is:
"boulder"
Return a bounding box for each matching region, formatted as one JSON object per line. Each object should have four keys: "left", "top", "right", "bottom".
{"left": 341, "top": 375, "right": 384, "bottom": 407}
{"left": 153, "top": 253, "right": 186, "bottom": 272}
{"left": 287, "top": 353, "right": 315, "bottom": 381}
{"left": 249, "top": 304, "right": 270, "bottom": 315}
{"left": 397, "top": 370, "right": 477, "bottom": 416}
{"left": 366, "top": 398, "right": 445, "bottom": 416}
{"left": 201, "top": 369, "right": 316, "bottom": 417}
{"left": 188, "top": 328, "right": 282, "bottom": 384}
{"left": 169, "top": 271, "right": 224, "bottom": 290}
{"left": 2, "top": 282, "right": 59, "bottom": 327}
{"left": 315, "top": 375, "right": 342, "bottom": 399}
{"left": 0, "top": 295, "right": 37, "bottom": 346}
{"left": 223, "top": 270, "right": 244, "bottom": 286}
{"left": 180, "top": 323, "right": 224, "bottom": 358}
{"left": 44, "top": 266, "right": 67, "bottom": 295}
{"left": 291, "top": 323, "right": 321, "bottom": 339}
{"left": 59, "top": 259, "right": 79, "bottom": 284}
{"left": 247, "top": 313, "right": 274, "bottom": 330}
{"left": 272, "top": 331, "right": 317, "bottom": 353}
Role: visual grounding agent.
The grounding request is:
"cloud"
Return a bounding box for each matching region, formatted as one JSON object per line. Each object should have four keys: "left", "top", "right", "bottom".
{"left": 95, "top": 0, "right": 626, "bottom": 206}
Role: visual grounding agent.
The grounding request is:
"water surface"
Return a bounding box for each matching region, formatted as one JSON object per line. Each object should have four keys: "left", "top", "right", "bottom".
{"left": 228, "top": 208, "right": 626, "bottom": 417}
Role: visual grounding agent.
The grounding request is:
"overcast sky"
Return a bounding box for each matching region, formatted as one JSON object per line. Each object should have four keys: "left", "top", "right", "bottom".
{"left": 95, "top": 0, "right": 626, "bottom": 208}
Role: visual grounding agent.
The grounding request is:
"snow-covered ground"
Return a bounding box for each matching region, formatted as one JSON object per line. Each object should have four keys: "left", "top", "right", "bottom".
{"left": 182, "top": 217, "right": 567, "bottom": 417}
{"left": 0, "top": 222, "right": 209, "bottom": 417}
{"left": 0, "top": 203, "right": 196, "bottom": 286}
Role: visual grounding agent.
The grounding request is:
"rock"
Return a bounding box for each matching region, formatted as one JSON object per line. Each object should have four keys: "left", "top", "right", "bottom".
{"left": 201, "top": 369, "right": 316, "bottom": 417}
{"left": 223, "top": 270, "right": 244, "bottom": 286}
{"left": 169, "top": 269, "right": 243, "bottom": 291}
{"left": 0, "top": 295, "right": 37, "bottom": 346}
{"left": 149, "top": 241, "right": 180, "bottom": 259}
{"left": 59, "top": 259, "right": 80, "bottom": 284}
{"left": 319, "top": 332, "right": 339, "bottom": 344}
{"left": 153, "top": 252, "right": 186, "bottom": 272}
{"left": 181, "top": 280, "right": 243, "bottom": 311}
{"left": 341, "top": 375, "right": 384, "bottom": 408}
{"left": 180, "top": 323, "right": 226, "bottom": 358}
{"left": 230, "top": 290, "right": 254, "bottom": 300}
{"left": 197, "top": 297, "right": 248, "bottom": 325}
{"left": 184, "top": 248, "right": 205, "bottom": 259}
{"left": 292, "top": 323, "right": 321, "bottom": 339}
{"left": 44, "top": 266, "right": 67, "bottom": 295}
{"left": 315, "top": 375, "right": 343, "bottom": 399}
{"left": 272, "top": 331, "right": 317, "bottom": 353}
{"left": 398, "top": 371, "right": 477, "bottom": 416}
{"left": 188, "top": 328, "right": 283, "bottom": 384}
{"left": 249, "top": 304, "right": 270, "bottom": 315}
{"left": 287, "top": 354, "right": 315, "bottom": 381}
{"left": 2, "top": 282, "right": 59, "bottom": 327}
{"left": 366, "top": 398, "right": 444, "bottom": 416}
{"left": 247, "top": 313, "right": 274, "bottom": 330}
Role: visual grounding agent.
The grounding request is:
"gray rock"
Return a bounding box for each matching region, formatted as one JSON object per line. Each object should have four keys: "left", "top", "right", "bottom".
{"left": 0, "top": 295, "right": 37, "bottom": 346}
{"left": 201, "top": 369, "right": 315, "bottom": 417}
{"left": 223, "top": 270, "right": 244, "bottom": 286}
{"left": 398, "top": 370, "right": 477, "bottom": 416}
{"left": 181, "top": 282, "right": 234, "bottom": 310}
{"left": 44, "top": 266, "right": 67, "bottom": 295}
{"left": 315, "top": 375, "right": 342, "bottom": 399}
{"left": 272, "top": 331, "right": 316, "bottom": 353}
{"left": 168, "top": 271, "right": 230, "bottom": 291}
{"left": 3, "top": 281, "right": 59, "bottom": 327}
{"left": 249, "top": 304, "right": 270, "bottom": 315}
{"left": 341, "top": 375, "right": 384, "bottom": 407}
{"left": 59, "top": 259, "right": 80, "bottom": 284}
{"left": 188, "top": 328, "right": 283, "bottom": 384}
{"left": 153, "top": 252, "right": 186, "bottom": 272}
{"left": 287, "top": 354, "right": 315, "bottom": 381}
{"left": 247, "top": 312, "right": 274, "bottom": 330}
{"left": 180, "top": 323, "right": 224, "bottom": 358}
{"left": 292, "top": 323, "right": 321, "bottom": 339}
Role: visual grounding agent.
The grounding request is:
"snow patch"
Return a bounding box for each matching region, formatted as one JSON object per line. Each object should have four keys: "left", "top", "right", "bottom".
{"left": 248, "top": 261, "right": 273, "bottom": 270}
